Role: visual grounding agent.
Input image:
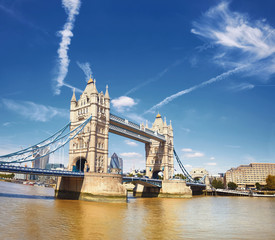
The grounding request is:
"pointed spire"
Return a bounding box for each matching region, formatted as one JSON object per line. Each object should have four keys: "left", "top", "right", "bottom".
{"left": 169, "top": 120, "right": 172, "bottom": 128}
{"left": 71, "top": 88, "right": 76, "bottom": 102}
{"left": 145, "top": 120, "right": 148, "bottom": 128}
{"left": 91, "top": 79, "right": 98, "bottom": 94}
{"left": 105, "top": 85, "right": 110, "bottom": 99}
{"left": 164, "top": 117, "right": 167, "bottom": 127}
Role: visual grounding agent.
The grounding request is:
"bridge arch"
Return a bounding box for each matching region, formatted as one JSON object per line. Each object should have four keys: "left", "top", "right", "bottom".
{"left": 75, "top": 157, "right": 87, "bottom": 172}
{"left": 152, "top": 170, "right": 162, "bottom": 179}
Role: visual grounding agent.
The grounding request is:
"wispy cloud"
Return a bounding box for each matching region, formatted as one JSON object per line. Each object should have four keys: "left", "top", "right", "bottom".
{"left": 125, "top": 60, "right": 182, "bottom": 96}
{"left": 111, "top": 96, "right": 137, "bottom": 113}
{"left": 185, "top": 152, "right": 204, "bottom": 158}
{"left": 225, "top": 145, "right": 241, "bottom": 149}
{"left": 145, "top": 64, "right": 247, "bottom": 114}
{"left": 206, "top": 162, "right": 217, "bottom": 166}
{"left": 181, "top": 148, "right": 193, "bottom": 152}
{"left": 0, "top": 3, "right": 48, "bottom": 35}
{"left": 125, "top": 140, "right": 138, "bottom": 147}
{"left": 2, "top": 99, "right": 68, "bottom": 122}
{"left": 181, "top": 148, "right": 204, "bottom": 158}
{"left": 2, "top": 122, "right": 12, "bottom": 127}
{"left": 77, "top": 61, "right": 93, "bottom": 82}
{"left": 53, "top": 0, "right": 81, "bottom": 95}
{"left": 120, "top": 152, "right": 142, "bottom": 158}
{"left": 228, "top": 83, "right": 255, "bottom": 92}
{"left": 191, "top": 1, "right": 275, "bottom": 78}
{"left": 145, "top": 1, "right": 275, "bottom": 114}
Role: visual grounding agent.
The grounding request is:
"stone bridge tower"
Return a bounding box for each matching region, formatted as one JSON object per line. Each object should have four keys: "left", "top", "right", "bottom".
{"left": 145, "top": 114, "right": 174, "bottom": 180}
{"left": 68, "top": 77, "right": 110, "bottom": 173}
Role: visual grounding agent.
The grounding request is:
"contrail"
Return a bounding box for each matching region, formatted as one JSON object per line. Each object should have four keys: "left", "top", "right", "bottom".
{"left": 53, "top": 0, "right": 81, "bottom": 95}
{"left": 125, "top": 60, "right": 182, "bottom": 96}
{"left": 77, "top": 61, "right": 93, "bottom": 82}
{"left": 144, "top": 65, "right": 248, "bottom": 114}
{"left": 63, "top": 83, "right": 83, "bottom": 93}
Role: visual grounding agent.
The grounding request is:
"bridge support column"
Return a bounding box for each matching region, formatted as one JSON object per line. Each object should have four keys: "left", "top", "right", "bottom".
{"left": 133, "top": 180, "right": 192, "bottom": 198}
{"left": 55, "top": 173, "right": 127, "bottom": 202}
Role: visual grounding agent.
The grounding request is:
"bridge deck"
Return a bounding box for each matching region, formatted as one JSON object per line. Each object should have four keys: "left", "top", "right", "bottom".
{"left": 0, "top": 165, "right": 163, "bottom": 188}
{"left": 110, "top": 114, "right": 166, "bottom": 142}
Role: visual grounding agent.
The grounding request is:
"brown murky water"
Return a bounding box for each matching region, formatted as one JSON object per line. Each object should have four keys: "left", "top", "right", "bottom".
{"left": 0, "top": 181, "right": 274, "bottom": 240}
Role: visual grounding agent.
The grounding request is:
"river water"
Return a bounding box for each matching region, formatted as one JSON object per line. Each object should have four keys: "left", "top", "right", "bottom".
{"left": 0, "top": 181, "right": 274, "bottom": 240}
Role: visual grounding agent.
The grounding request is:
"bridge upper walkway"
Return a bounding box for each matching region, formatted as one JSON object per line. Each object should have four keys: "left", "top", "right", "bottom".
{"left": 109, "top": 114, "right": 166, "bottom": 143}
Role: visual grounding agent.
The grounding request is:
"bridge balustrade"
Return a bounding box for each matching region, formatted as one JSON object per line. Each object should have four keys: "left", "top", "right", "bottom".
{"left": 109, "top": 124, "right": 151, "bottom": 143}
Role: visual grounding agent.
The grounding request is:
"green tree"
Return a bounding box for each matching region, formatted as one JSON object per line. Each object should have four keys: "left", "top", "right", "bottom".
{"left": 227, "top": 182, "right": 237, "bottom": 190}
{"left": 255, "top": 182, "right": 261, "bottom": 190}
{"left": 266, "top": 175, "right": 275, "bottom": 190}
{"left": 211, "top": 179, "right": 224, "bottom": 189}
{"left": 174, "top": 174, "right": 186, "bottom": 180}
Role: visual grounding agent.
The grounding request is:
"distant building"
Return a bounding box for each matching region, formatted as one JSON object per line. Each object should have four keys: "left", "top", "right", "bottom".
{"left": 32, "top": 146, "right": 50, "bottom": 169}
{"left": 109, "top": 153, "right": 123, "bottom": 174}
{"left": 191, "top": 168, "right": 209, "bottom": 180}
{"left": 225, "top": 163, "right": 275, "bottom": 188}
{"left": 46, "top": 163, "right": 65, "bottom": 170}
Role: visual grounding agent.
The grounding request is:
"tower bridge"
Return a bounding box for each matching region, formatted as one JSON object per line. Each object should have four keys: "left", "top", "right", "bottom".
{"left": 0, "top": 77, "right": 205, "bottom": 202}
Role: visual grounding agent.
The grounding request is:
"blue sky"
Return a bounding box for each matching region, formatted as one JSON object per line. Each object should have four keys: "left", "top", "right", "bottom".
{"left": 1, "top": 0, "right": 275, "bottom": 174}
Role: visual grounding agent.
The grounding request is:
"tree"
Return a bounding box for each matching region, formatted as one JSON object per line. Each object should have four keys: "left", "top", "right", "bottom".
{"left": 174, "top": 174, "right": 186, "bottom": 180}
{"left": 266, "top": 175, "right": 275, "bottom": 190}
{"left": 211, "top": 179, "right": 224, "bottom": 189}
{"left": 255, "top": 182, "right": 261, "bottom": 190}
{"left": 227, "top": 182, "right": 237, "bottom": 190}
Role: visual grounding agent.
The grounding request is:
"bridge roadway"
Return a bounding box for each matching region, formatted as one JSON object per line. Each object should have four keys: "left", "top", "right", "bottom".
{"left": 0, "top": 165, "right": 205, "bottom": 188}
{"left": 109, "top": 114, "right": 166, "bottom": 143}
{"left": 0, "top": 165, "right": 162, "bottom": 188}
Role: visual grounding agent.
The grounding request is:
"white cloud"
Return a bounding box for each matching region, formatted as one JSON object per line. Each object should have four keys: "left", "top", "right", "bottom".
{"left": 228, "top": 83, "right": 255, "bottom": 92}
{"left": 185, "top": 164, "right": 192, "bottom": 168}
{"left": 120, "top": 152, "right": 142, "bottom": 158}
{"left": 225, "top": 145, "right": 241, "bottom": 149}
{"left": 185, "top": 152, "right": 205, "bottom": 158}
{"left": 191, "top": 1, "right": 275, "bottom": 79}
{"left": 182, "top": 128, "right": 191, "bottom": 133}
{"left": 210, "top": 157, "right": 215, "bottom": 160}
{"left": 2, "top": 99, "right": 68, "bottom": 122}
{"left": 206, "top": 162, "right": 217, "bottom": 166}
{"left": 124, "top": 140, "right": 138, "bottom": 147}
{"left": 77, "top": 61, "right": 93, "bottom": 82}
{"left": 111, "top": 96, "right": 137, "bottom": 113}
{"left": 181, "top": 148, "right": 193, "bottom": 152}
{"left": 2, "top": 122, "right": 12, "bottom": 127}
{"left": 53, "top": 0, "right": 81, "bottom": 95}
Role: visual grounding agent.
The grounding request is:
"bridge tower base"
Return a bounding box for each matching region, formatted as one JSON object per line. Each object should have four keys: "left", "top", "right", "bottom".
{"left": 55, "top": 173, "right": 127, "bottom": 203}
{"left": 133, "top": 180, "right": 192, "bottom": 198}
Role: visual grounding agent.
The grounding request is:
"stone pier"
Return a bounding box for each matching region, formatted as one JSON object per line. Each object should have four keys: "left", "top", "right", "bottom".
{"left": 133, "top": 180, "right": 192, "bottom": 198}
{"left": 55, "top": 173, "right": 127, "bottom": 203}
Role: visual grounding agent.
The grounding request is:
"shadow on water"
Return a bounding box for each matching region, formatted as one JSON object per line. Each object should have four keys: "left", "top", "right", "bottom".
{"left": 0, "top": 192, "right": 55, "bottom": 200}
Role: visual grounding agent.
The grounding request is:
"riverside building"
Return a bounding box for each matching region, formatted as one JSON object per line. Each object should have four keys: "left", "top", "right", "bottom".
{"left": 225, "top": 163, "right": 275, "bottom": 188}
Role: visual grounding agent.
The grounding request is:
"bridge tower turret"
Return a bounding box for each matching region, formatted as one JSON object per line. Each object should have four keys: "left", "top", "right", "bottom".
{"left": 145, "top": 113, "right": 174, "bottom": 180}
{"left": 68, "top": 77, "right": 110, "bottom": 173}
